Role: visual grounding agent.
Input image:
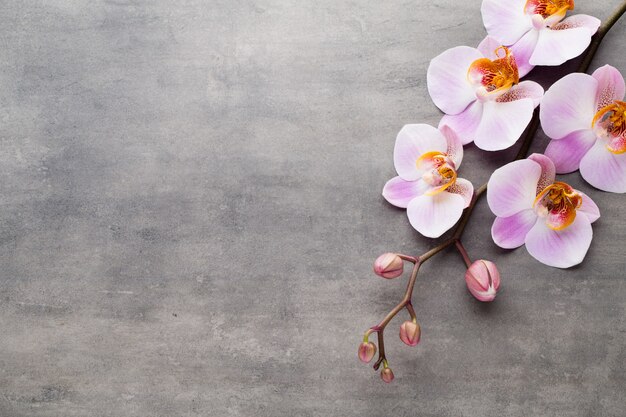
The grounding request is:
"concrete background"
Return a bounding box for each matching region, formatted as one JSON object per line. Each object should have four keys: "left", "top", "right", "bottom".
{"left": 1, "top": 1, "right": 625, "bottom": 416}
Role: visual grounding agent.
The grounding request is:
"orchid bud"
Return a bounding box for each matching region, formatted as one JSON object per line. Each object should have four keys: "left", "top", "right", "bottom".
{"left": 358, "top": 341, "right": 376, "bottom": 363}
{"left": 399, "top": 320, "right": 421, "bottom": 346}
{"left": 465, "top": 260, "right": 501, "bottom": 302}
{"left": 373, "top": 253, "right": 403, "bottom": 279}
{"left": 380, "top": 367, "right": 394, "bottom": 383}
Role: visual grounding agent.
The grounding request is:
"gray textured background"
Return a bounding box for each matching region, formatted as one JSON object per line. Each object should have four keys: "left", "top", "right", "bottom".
{"left": 1, "top": 1, "right": 625, "bottom": 416}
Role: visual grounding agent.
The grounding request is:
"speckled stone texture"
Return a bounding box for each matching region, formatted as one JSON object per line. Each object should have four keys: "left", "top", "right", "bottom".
{"left": 1, "top": 1, "right": 625, "bottom": 416}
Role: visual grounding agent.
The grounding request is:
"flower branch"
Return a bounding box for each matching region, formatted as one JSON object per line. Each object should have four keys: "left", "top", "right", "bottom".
{"left": 360, "top": 0, "right": 626, "bottom": 382}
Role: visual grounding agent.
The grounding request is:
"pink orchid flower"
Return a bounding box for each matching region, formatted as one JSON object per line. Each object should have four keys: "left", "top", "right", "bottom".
{"left": 482, "top": 0, "right": 600, "bottom": 77}
{"left": 428, "top": 39, "right": 543, "bottom": 150}
{"left": 382, "top": 124, "right": 474, "bottom": 238}
{"left": 541, "top": 65, "right": 626, "bottom": 193}
{"left": 487, "top": 153, "right": 600, "bottom": 268}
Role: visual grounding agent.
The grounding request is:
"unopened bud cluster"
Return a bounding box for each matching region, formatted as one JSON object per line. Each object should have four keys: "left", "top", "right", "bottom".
{"left": 359, "top": 253, "right": 427, "bottom": 382}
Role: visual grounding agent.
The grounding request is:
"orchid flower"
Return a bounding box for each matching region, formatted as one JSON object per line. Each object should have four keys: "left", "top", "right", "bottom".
{"left": 428, "top": 39, "right": 543, "bottom": 150}
{"left": 487, "top": 153, "right": 600, "bottom": 268}
{"left": 541, "top": 65, "right": 626, "bottom": 193}
{"left": 382, "top": 124, "right": 473, "bottom": 238}
{"left": 482, "top": 0, "right": 600, "bottom": 77}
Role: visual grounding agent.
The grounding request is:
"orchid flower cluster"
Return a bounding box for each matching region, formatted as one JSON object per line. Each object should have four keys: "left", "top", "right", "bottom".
{"left": 359, "top": 0, "right": 626, "bottom": 383}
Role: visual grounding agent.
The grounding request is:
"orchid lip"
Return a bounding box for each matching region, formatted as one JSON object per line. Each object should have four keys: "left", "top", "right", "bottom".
{"left": 416, "top": 151, "right": 457, "bottom": 195}
{"left": 592, "top": 100, "right": 626, "bottom": 154}
{"left": 467, "top": 46, "right": 519, "bottom": 100}
{"left": 524, "top": 0, "right": 574, "bottom": 20}
{"left": 533, "top": 181, "right": 582, "bottom": 231}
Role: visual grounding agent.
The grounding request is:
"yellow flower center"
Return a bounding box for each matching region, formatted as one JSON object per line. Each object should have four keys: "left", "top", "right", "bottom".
{"left": 525, "top": 0, "right": 574, "bottom": 18}
{"left": 416, "top": 151, "right": 457, "bottom": 195}
{"left": 592, "top": 100, "right": 626, "bottom": 154}
{"left": 467, "top": 46, "right": 519, "bottom": 97}
{"left": 533, "top": 181, "right": 582, "bottom": 230}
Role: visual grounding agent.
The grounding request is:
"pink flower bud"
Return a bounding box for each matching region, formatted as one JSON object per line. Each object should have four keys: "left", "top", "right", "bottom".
{"left": 357, "top": 342, "right": 376, "bottom": 363}
{"left": 399, "top": 320, "right": 421, "bottom": 346}
{"left": 373, "top": 253, "right": 403, "bottom": 279}
{"left": 465, "top": 260, "right": 501, "bottom": 302}
{"left": 381, "top": 367, "right": 394, "bottom": 383}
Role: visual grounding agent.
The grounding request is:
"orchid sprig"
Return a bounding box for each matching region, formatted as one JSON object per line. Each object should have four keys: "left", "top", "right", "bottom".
{"left": 360, "top": 1, "right": 626, "bottom": 382}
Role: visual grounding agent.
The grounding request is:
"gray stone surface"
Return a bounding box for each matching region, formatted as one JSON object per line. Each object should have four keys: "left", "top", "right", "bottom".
{"left": 1, "top": 1, "right": 625, "bottom": 416}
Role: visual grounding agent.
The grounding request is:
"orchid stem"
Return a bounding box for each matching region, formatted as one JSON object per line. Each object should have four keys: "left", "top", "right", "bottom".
{"left": 406, "top": 302, "right": 417, "bottom": 322}
{"left": 455, "top": 240, "right": 473, "bottom": 268}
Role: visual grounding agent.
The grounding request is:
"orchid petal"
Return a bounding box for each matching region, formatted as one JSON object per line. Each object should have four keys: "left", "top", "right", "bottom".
{"left": 510, "top": 29, "right": 539, "bottom": 78}
{"left": 528, "top": 153, "right": 556, "bottom": 194}
{"left": 577, "top": 191, "right": 600, "bottom": 223}
{"left": 481, "top": 0, "right": 532, "bottom": 45}
{"left": 407, "top": 193, "right": 465, "bottom": 238}
{"left": 474, "top": 98, "right": 535, "bottom": 151}
{"left": 592, "top": 65, "right": 626, "bottom": 110}
{"left": 487, "top": 159, "right": 541, "bottom": 217}
{"left": 539, "top": 73, "right": 597, "bottom": 139}
{"left": 530, "top": 26, "right": 595, "bottom": 66}
{"left": 525, "top": 214, "right": 592, "bottom": 268}
{"left": 382, "top": 177, "right": 430, "bottom": 208}
{"left": 553, "top": 14, "right": 601, "bottom": 34}
{"left": 496, "top": 80, "right": 543, "bottom": 107}
{"left": 427, "top": 46, "right": 483, "bottom": 115}
{"left": 491, "top": 209, "right": 538, "bottom": 249}
{"left": 477, "top": 36, "right": 503, "bottom": 60}
{"left": 447, "top": 178, "right": 474, "bottom": 208}
{"left": 579, "top": 139, "right": 626, "bottom": 193}
{"left": 394, "top": 124, "right": 448, "bottom": 181}
{"left": 544, "top": 129, "right": 597, "bottom": 173}
{"left": 439, "top": 124, "right": 464, "bottom": 168}
{"left": 439, "top": 101, "right": 483, "bottom": 146}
